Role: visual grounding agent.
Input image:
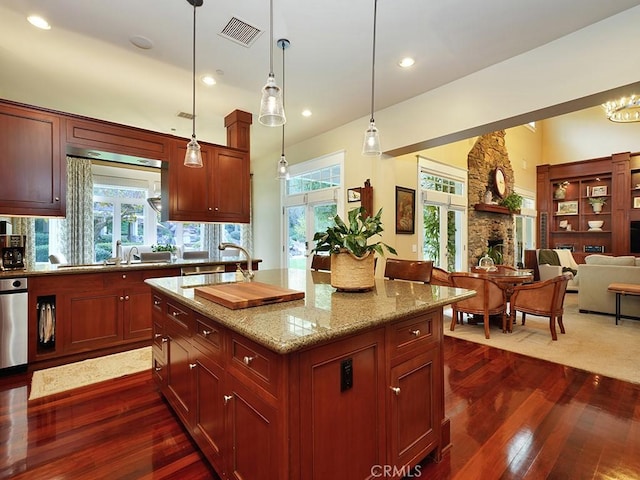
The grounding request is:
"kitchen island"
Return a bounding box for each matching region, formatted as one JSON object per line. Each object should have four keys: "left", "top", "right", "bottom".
{"left": 146, "top": 268, "right": 474, "bottom": 480}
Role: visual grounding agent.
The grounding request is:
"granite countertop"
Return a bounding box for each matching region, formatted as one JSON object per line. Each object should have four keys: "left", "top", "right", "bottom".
{"left": 0, "top": 257, "right": 262, "bottom": 279}
{"left": 146, "top": 268, "right": 476, "bottom": 355}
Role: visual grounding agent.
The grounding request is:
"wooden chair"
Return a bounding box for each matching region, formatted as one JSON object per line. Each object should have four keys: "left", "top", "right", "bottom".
{"left": 449, "top": 272, "right": 508, "bottom": 339}
{"left": 310, "top": 254, "right": 332, "bottom": 272}
{"left": 494, "top": 264, "right": 517, "bottom": 273}
{"left": 430, "top": 266, "right": 452, "bottom": 286}
{"left": 384, "top": 258, "right": 433, "bottom": 283}
{"left": 509, "top": 275, "right": 569, "bottom": 340}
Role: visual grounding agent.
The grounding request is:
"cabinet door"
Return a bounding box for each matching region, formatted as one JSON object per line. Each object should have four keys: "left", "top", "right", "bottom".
{"left": 192, "top": 349, "right": 226, "bottom": 474}
{"left": 225, "top": 374, "right": 281, "bottom": 480}
{"left": 0, "top": 103, "right": 64, "bottom": 216}
{"left": 164, "top": 306, "right": 195, "bottom": 426}
{"left": 167, "top": 141, "right": 212, "bottom": 221}
{"left": 388, "top": 348, "right": 441, "bottom": 469}
{"left": 123, "top": 285, "right": 152, "bottom": 340}
{"left": 211, "top": 148, "right": 250, "bottom": 223}
{"left": 63, "top": 290, "right": 122, "bottom": 352}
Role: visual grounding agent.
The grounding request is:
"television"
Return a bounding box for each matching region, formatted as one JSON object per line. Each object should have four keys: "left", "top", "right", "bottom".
{"left": 630, "top": 221, "right": 640, "bottom": 254}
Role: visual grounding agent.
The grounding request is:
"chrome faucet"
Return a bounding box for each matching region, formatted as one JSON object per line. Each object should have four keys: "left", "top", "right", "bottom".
{"left": 127, "top": 246, "right": 139, "bottom": 265}
{"left": 104, "top": 240, "right": 123, "bottom": 266}
{"left": 218, "top": 242, "right": 254, "bottom": 280}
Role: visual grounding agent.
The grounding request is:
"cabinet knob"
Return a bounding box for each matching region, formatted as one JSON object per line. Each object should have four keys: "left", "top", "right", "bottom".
{"left": 208, "top": 207, "right": 212, "bottom": 211}
{"left": 243, "top": 355, "right": 255, "bottom": 366}
{"left": 390, "top": 386, "right": 401, "bottom": 396}
{"left": 153, "top": 300, "right": 161, "bottom": 306}
{"left": 223, "top": 394, "right": 233, "bottom": 405}
{"left": 125, "top": 295, "right": 129, "bottom": 301}
{"left": 215, "top": 207, "right": 219, "bottom": 211}
{"left": 154, "top": 333, "right": 162, "bottom": 339}
{"left": 161, "top": 337, "right": 168, "bottom": 343}
{"left": 172, "top": 311, "right": 181, "bottom": 317}
{"left": 122, "top": 274, "right": 127, "bottom": 279}
{"left": 202, "top": 329, "right": 212, "bottom": 337}
{"left": 119, "top": 296, "right": 124, "bottom": 301}
{"left": 189, "top": 363, "right": 197, "bottom": 369}
{"left": 410, "top": 329, "right": 421, "bottom": 337}
{"left": 154, "top": 366, "right": 163, "bottom": 372}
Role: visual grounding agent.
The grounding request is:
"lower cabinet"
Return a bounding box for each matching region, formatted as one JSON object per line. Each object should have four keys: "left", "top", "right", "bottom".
{"left": 152, "top": 291, "right": 445, "bottom": 480}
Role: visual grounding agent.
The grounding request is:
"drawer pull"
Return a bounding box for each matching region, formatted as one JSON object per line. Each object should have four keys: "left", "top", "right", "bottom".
{"left": 202, "top": 329, "right": 212, "bottom": 337}
{"left": 161, "top": 337, "right": 168, "bottom": 343}
{"left": 223, "top": 394, "right": 233, "bottom": 405}
{"left": 153, "top": 299, "right": 161, "bottom": 306}
{"left": 410, "top": 329, "right": 421, "bottom": 337}
{"left": 390, "top": 386, "right": 401, "bottom": 396}
{"left": 154, "top": 333, "right": 162, "bottom": 339}
{"left": 154, "top": 366, "right": 162, "bottom": 372}
{"left": 189, "top": 363, "right": 197, "bottom": 369}
{"left": 124, "top": 295, "right": 130, "bottom": 301}
{"left": 243, "top": 355, "right": 255, "bottom": 366}
{"left": 171, "top": 311, "right": 182, "bottom": 317}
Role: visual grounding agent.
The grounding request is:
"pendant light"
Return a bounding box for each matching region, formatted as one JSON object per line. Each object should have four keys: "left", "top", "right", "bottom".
{"left": 184, "top": 0, "right": 204, "bottom": 168}
{"left": 276, "top": 38, "right": 290, "bottom": 180}
{"left": 362, "top": 0, "right": 381, "bottom": 156}
{"left": 258, "top": 0, "right": 286, "bottom": 127}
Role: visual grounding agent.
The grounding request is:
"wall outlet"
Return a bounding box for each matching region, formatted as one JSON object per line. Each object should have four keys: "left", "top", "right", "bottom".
{"left": 412, "top": 244, "right": 417, "bottom": 253}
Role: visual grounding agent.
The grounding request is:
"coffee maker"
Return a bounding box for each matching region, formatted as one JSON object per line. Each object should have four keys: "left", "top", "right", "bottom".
{"left": 0, "top": 235, "right": 26, "bottom": 271}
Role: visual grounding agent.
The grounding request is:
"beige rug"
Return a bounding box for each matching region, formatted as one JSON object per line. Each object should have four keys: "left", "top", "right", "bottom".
{"left": 444, "top": 294, "right": 640, "bottom": 384}
{"left": 29, "top": 346, "right": 152, "bottom": 400}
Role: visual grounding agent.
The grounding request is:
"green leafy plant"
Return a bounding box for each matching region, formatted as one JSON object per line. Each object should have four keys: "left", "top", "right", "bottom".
{"left": 479, "top": 244, "right": 503, "bottom": 265}
{"left": 588, "top": 197, "right": 606, "bottom": 206}
{"left": 151, "top": 243, "right": 176, "bottom": 253}
{"left": 311, "top": 206, "right": 397, "bottom": 258}
{"left": 499, "top": 192, "right": 523, "bottom": 212}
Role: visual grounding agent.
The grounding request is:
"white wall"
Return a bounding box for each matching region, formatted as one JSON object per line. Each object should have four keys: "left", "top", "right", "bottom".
{"left": 252, "top": 6, "right": 640, "bottom": 269}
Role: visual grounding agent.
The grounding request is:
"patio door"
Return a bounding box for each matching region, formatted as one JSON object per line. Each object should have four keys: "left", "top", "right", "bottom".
{"left": 285, "top": 202, "right": 337, "bottom": 269}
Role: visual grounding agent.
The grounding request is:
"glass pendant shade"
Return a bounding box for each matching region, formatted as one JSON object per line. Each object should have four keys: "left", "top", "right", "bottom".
{"left": 362, "top": 121, "right": 381, "bottom": 156}
{"left": 147, "top": 197, "right": 162, "bottom": 213}
{"left": 259, "top": 73, "right": 286, "bottom": 127}
{"left": 184, "top": 135, "right": 203, "bottom": 167}
{"left": 276, "top": 154, "right": 289, "bottom": 180}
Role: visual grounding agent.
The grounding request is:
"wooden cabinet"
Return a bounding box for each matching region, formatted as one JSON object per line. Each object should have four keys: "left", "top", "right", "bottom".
{"left": 0, "top": 101, "right": 65, "bottom": 216}
{"left": 537, "top": 154, "right": 632, "bottom": 260}
{"left": 28, "top": 267, "right": 180, "bottom": 367}
{"left": 166, "top": 140, "right": 250, "bottom": 223}
{"left": 151, "top": 290, "right": 446, "bottom": 480}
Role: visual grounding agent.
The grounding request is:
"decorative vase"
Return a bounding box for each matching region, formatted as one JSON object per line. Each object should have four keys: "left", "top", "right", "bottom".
{"left": 592, "top": 202, "right": 603, "bottom": 214}
{"left": 330, "top": 250, "right": 375, "bottom": 292}
{"left": 484, "top": 189, "right": 493, "bottom": 204}
{"left": 554, "top": 185, "right": 566, "bottom": 199}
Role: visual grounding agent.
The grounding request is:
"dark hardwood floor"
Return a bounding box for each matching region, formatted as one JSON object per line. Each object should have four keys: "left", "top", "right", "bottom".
{"left": 1, "top": 336, "right": 639, "bottom": 479}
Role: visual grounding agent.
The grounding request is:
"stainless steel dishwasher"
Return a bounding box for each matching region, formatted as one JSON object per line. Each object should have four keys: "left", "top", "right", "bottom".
{"left": 0, "top": 277, "right": 28, "bottom": 372}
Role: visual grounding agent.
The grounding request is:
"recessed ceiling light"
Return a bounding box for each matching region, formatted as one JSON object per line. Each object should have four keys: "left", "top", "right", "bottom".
{"left": 129, "top": 35, "right": 154, "bottom": 50}
{"left": 302, "top": 109, "right": 312, "bottom": 117}
{"left": 398, "top": 57, "right": 415, "bottom": 68}
{"left": 27, "top": 15, "right": 51, "bottom": 30}
{"left": 201, "top": 75, "right": 216, "bottom": 86}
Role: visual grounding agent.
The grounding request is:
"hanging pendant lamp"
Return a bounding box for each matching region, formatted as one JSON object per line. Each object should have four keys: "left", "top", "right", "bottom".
{"left": 259, "top": 0, "right": 286, "bottom": 127}
{"left": 362, "top": 0, "right": 381, "bottom": 156}
{"left": 184, "top": 0, "right": 204, "bottom": 168}
{"left": 276, "top": 38, "right": 290, "bottom": 180}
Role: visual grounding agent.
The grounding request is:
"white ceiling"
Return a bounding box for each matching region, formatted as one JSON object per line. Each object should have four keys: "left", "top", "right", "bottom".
{"left": 1, "top": 0, "right": 640, "bottom": 161}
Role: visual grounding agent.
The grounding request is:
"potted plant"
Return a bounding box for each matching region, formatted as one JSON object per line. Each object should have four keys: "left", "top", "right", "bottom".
{"left": 312, "top": 206, "right": 397, "bottom": 291}
{"left": 588, "top": 196, "right": 606, "bottom": 213}
{"left": 498, "top": 192, "right": 523, "bottom": 213}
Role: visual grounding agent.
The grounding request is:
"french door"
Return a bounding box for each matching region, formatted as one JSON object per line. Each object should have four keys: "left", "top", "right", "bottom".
{"left": 422, "top": 203, "right": 466, "bottom": 272}
{"left": 285, "top": 202, "right": 337, "bottom": 269}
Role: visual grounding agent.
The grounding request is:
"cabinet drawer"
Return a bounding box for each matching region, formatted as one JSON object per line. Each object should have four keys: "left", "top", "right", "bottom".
{"left": 102, "top": 270, "right": 144, "bottom": 287}
{"left": 165, "top": 301, "right": 193, "bottom": 336}
{"left": 388, "top": 312, "right": 438, "bottom": 359}
{"left": 228, "top": 334, "right": 280, "bottom": 398}
{"left": 193, "top": 313, "right": 224, "bottom": 361}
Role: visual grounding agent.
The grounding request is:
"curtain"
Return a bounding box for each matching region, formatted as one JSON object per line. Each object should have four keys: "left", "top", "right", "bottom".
{"left": 11, "top": 217, "right": 35, "bottom": 270}
{"left": 62, "top": 156, "right": 94, "bottom": 264}
{"left": 203, "top": 223, "right": 222, "bottom": 260}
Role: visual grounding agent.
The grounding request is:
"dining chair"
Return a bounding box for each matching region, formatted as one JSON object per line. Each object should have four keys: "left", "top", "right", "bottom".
{"left": 182, "top": 250, "right": 209, "bottom": 260}
{"left": 494, "top": 264, "right": 517, "bottom": 273}
{"left": 384, "top": 258, "right": 433, "bottom": 283}
{"left": 430, "top": 267, "right": 452, "bottom": 286}
{"left": 509, "top": 275, "right": 569, "bottom": 340}
{"left": 310, "top": 254, "right": 332, "bottom": 272}
{"left": 449, "top": 272, "right": 508, "bottom": 339}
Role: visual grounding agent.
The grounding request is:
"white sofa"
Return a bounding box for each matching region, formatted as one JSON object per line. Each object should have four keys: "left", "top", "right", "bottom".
{"left": 577, "top": 254, "right": 640, "bottom": 317}
{"left": 535, "top": 249, "right": 579, "bottom": 292}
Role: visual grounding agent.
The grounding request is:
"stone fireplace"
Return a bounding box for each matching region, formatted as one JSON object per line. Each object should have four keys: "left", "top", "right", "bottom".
{"left": 467, "top": 131, "right": 515, "bottom": 267}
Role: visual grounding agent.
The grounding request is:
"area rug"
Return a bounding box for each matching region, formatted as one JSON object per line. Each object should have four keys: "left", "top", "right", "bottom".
{"left": 443, "top": 294, "right": 640, "bottom": 384}
{"left": 29, "top": 346, "right": 152, "bottom": 400}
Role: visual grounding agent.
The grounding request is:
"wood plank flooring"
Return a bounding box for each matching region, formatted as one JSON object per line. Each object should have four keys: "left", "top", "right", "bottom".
{"left": 1, "top": 336, "right": 639, "bottom": 479}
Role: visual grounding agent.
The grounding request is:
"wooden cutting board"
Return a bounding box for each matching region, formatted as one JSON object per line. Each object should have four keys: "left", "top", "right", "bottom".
{"left": 194, "top": 281, "right": 305, "bottom": 310}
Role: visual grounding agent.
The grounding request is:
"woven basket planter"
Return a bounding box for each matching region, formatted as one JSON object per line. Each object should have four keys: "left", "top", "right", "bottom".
{"left": 330, "top": 250, "right": 375, "bottom": 292}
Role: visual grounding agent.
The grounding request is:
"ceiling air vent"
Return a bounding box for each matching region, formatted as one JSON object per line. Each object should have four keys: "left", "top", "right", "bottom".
{"left": 219, "top": 17, "right": 263, "bottom": 47}
{"left": 177, "top": 111, "right": 195, "bottom": 120}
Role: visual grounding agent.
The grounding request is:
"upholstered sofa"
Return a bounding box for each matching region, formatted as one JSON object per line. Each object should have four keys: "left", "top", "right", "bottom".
{"left": 577, "top": 254, "right": 640, "bottom": 317}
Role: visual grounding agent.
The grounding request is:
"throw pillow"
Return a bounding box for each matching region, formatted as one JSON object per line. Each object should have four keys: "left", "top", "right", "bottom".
{"left": 585, "top": 255, "right": 636, "bottom": 266}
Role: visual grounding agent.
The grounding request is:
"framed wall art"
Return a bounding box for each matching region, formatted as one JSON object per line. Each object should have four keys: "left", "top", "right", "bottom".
{"left": 591, "top": 185, "right": 607, "bottom": 197}
{"left": 557, "top": 200, "right": 578, "bottom": 215}
{"left": 395, "top": 186, "right": 415, "bottom": 234}
{"left": 634, "top": 197, "right": 640, "bottom": 209}
{"left": 347, "top": 188, "right": 361, "bottom": 203}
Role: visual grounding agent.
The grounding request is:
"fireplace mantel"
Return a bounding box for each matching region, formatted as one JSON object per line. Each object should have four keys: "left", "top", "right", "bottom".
{"left": 474, "top": 203, "right": 519, "bottom": 215}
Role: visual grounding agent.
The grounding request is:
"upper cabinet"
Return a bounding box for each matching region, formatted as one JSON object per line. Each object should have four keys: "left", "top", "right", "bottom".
{"left": 0, "top": 102, "right": 65, "bottom": 217}
{"left": 166, "top": 141, "right": 250, "bottom": 223}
